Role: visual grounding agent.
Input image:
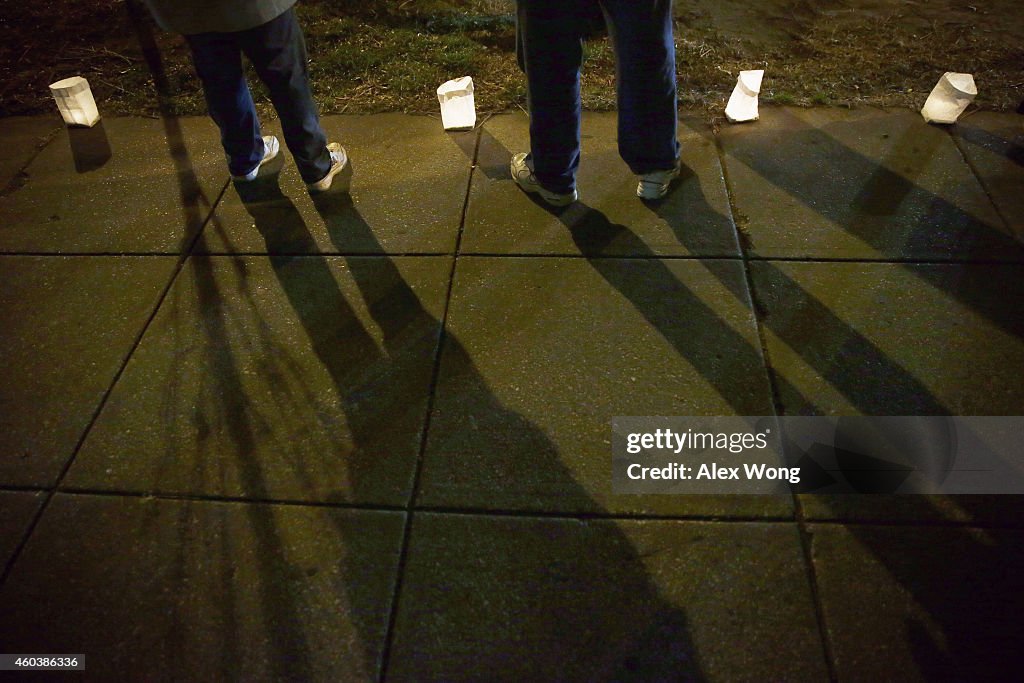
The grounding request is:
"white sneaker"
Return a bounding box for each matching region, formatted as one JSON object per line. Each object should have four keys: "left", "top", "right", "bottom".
{"left": 231, "top": 135, "right": 280, "bottom": 182}
{"left": 510, "top": 152, "right": 577, "bottom": 207}
{"left": 637, "top": 161, "right": 681, "bottom": 200}
{"left": 307, "top": 142, "right": 351, "bottom": 194}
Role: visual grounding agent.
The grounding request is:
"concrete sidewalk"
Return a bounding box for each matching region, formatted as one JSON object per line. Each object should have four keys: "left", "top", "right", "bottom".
{"left": 0, "top": 107, "right": 1022, "bottom": 681}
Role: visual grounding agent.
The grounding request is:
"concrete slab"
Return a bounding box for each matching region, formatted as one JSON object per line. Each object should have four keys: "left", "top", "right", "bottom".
{"left": 720, "top": 107, "right": 1022, "bottom": 261}
{"left": 953, "top": 111, "right": 1024, "bottom": 241}
{"left": 749, "top": 261, "right": 1024, "bottom": 415}
{"left": 65, "top": 255, "right": 448, "bottom": 505}
{"left": 461, "top": 112, "right": 739, "bottom": 256}
{"left": 0, "top": 493, "right": 404, "bottom": 681}
{"left": 197, "top": 114, "right": 474, "bottom": 255}
{"left": 0, "top": 116, "right": 61, "bottom": 188}
{"left": 751, "top": 260, "right": 1024, "bottom": 524}
{"left": 0, "top": 490, "right": 43, "bottom": 569}
{"left": 811, "top": 523, "right": 1024, "bottom": 680}
{"left": 0, "top": 256, "right": 178, "bottom": 487}
{"left": 387, "top": 514, "right": 828, "bottom": 681}
{"left": 0, "top": 116, "right": 226, "bottom": 253}
{"left": 417, "top": 256, "right": 789, "bottom": 517}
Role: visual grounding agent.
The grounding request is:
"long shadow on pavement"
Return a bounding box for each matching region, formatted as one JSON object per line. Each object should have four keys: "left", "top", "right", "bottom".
{"left": 0, "top": 7, "right": 333, "bottom": 680}
{"left": 722, "top": 108, "right": 1024, "bottom": 341}
{"left": 233, "top": 177, "right": 705, "bottom": 681}
{"left": 136, "top": 5, "right": 331, "bottom": 677}
{"left": 643, "top": 154, "right": 1024, "bottom": 678}
{"left": 492, "top": 111, "right": 1024, "bottom": 673}
{"left": 457, "top": 109, "right": 1024, "bottom": 678}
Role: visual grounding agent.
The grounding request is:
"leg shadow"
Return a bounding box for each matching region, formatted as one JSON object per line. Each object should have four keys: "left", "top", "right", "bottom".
{"left": 723, "top": 107, "right": 1024, "bottom": 341}
{"left": 551, "top": 198, "right": 788, "bottom": 415}
{"left": 666, "top": 114, "right": 1024, "bottom": 678}
{"left": 296, "top": 187, "right": 708, "bottom": 680}
{"left": 116, "top": 5, "right": 353, "bottom": 678}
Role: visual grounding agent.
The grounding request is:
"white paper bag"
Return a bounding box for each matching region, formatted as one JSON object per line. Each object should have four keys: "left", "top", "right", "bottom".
{"left": 50, "top": 76, "right": 101, "bottom": 127}
{"left": 725, "top": 70, "right": 764, "bottom": 123}
{"left": 921, "top": 72, "right": 977, "bottom": 124}
{"left": 437, "top": 76, "right": 476, "bottom": 131}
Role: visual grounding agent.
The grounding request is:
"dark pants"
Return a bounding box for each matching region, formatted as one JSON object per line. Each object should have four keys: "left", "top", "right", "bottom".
{"left": 185, "top": 8, "right": 331, "bottom": 183}
{"left": 516, "top": 0, "right": 680, "bottom": 193}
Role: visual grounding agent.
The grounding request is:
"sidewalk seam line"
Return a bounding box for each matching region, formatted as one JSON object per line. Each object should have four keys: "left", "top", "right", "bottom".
{"left": 947, "top": 125, "right": 1016, "bottom": 237}
{"left": 9, "top": 485, "right": 1023, "bottom": 529}
{"left": 0, "top": 123, "right": 62, "bottom": 199}
{"left": 376, "top": 125, "right": 481, "bottom": 683}
{"left": 0, "top": 176, "right": 229, "bottom": 589}
{"left": 715, "top": 131, "right": 840, "bottom": 683}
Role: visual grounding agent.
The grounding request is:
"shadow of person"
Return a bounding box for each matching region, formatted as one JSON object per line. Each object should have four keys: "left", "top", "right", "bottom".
{"left": 542, "top": 196, "right": 783, "bottom": 416}
{"left": 476, "top": 131, "right": 795, "bottom": 419}
{"left": 641, "top": 159, "right": 965, "bottom": 417}
{"left": 896, "top": 500, "right": 1024, "bottom": 681}
{"left": 120, "top": 5, "right": 378, "bottom": 678}
{"left": 60, "top": 5, "right": 333, "bottom": 680}
{"left": 234, "top": 174, "right": 426, "bottom": 508}
{"left": 641, "top": 146, "right": 1024, "bottom": 679}
{"left": 499, "top": 111, "right": 1024, "bottom": 678}
{"left": 721, "top": 108, "right": 1024, "bottom": 342}
{"left": 205, "top": 183, "right": 705, "bottom": 681}
{"left": 952, "top": 120, "right": 1024, "bottom": 169}
{"left": 808, "top": 494, "right": 1024, "bottom": 680}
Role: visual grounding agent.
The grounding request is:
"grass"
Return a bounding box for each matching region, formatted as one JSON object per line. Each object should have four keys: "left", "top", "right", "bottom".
{"left": 1, "top": 0, "right": 1021, "bottom": 119}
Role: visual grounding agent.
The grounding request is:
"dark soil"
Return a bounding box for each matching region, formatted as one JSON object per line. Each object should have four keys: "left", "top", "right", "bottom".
{"left": 0, "top": 0, "right": 1021, "bottom": 119}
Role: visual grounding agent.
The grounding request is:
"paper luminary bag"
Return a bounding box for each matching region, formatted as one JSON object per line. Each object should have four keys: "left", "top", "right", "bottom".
{"left": 437, "top": 77, "right": 476, "bottom": 131}
{"left": 50, "top": 76, "right": 101, "bottom": 127}
{"left": 725, "top": 70, "right": 764, "bottom": 123}
{"left": 921, "top": 72, "right": 977, "bottom": 124}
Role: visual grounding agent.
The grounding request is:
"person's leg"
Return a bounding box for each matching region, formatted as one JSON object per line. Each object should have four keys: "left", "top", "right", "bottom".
{"left": 516, "top": 0, "right": 587, "bottom": 194}
{"left": 185, "top": 31, "right": 264, "bottom": 177}
{"left": 600, "top": 0, "right": 679, "bottom": 175}
{"left": 237, "top": 8, "right": 332, "bottom": 184}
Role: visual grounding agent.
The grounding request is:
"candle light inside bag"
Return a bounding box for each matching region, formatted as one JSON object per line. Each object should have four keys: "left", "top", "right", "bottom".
{"left": 50, "top": 76, "right": 101, "bottom": 127}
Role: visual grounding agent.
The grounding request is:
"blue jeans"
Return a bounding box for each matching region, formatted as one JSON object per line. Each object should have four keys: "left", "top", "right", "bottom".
{"left": 185, "top": 8, "right": 331, "bottom": 183}
{"left": 516, "top": 0, "right": 680, "bottom": 194}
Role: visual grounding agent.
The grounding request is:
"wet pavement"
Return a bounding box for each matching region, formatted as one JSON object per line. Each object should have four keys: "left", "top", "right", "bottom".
{"left": 0, "top": 107, "right": 1022, "bottom": 681}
